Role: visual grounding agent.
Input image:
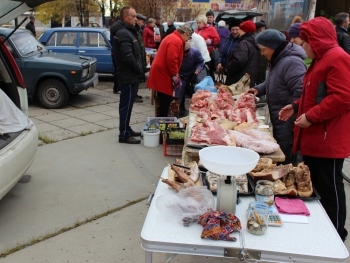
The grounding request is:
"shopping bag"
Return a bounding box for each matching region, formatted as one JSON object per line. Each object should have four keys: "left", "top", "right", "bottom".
{"left": 185, "top": 74, "right": 198, "bottom": 98}
{"left": 215, "top": 69, "right": 225, "bottom": 88}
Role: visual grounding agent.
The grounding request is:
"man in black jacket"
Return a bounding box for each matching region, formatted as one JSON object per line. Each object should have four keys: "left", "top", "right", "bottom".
{"left": 25, "top": 15, "right": 36, "bottom": 37}
{"left": 112, "top": 6, "right": 146, "bottom": 144}
{"left": 334, "top": 12, "right": 350, "bottom": 54}
{"left": 164, "top": 19, "right": 176, "bottom": 37}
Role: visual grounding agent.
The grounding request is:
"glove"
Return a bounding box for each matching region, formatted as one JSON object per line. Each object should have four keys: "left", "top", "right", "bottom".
{"left": 205, "top": 39, "right": 212, "bottom": 45}
{"left": 171, "top": 75, "right": 182, "bottom": 90}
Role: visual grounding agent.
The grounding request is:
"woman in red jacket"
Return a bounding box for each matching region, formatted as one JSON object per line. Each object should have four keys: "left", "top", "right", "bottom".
{"left": 142, "top": 18, "right": 156, "bottom": 48}
{"left": 195, "top": 14, "right": 220, "bottom": 80}
{"left": 147, "top": 25, "right": 193, "bottom": 117}
{"left": 279, "top": 17, "right": 350, "bottom": 241}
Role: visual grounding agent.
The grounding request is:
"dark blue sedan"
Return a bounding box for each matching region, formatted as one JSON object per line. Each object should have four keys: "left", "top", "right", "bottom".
{"left": 39, "top": 27, "right": 114, "bottom": 74}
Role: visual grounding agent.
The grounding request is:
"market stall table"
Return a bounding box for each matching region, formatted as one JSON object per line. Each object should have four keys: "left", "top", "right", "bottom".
{"left": 140, "top": 167, "right": 349, "bottom": 263}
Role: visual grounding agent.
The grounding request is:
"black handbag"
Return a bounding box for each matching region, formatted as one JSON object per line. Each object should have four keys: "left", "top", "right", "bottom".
{"left": 210, "top": 49, "right": 220, "bottom": 62}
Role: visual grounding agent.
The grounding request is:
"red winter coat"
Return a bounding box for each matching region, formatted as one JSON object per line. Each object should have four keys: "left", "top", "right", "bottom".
{"left": 293, "top": 17, "right": 350, "bottom": 158}
{"left": 195, "top": 24, "right": 220, "bottom": 53}
{"left": 147, "top": 31, "right": 184, "bottom": 96}
{"left": 142, "top": 25, "right": 156, "bottom": 48}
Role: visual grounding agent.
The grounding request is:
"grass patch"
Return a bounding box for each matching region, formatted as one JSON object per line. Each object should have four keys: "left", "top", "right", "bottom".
{"left": 0, "top": 197, "right": 148, "bottom": 258}
{"left": 38, "top": 134, "right": 57, "bottom": 144}
{"left": 79, "top": 130, "right": 93, "bottom": 136}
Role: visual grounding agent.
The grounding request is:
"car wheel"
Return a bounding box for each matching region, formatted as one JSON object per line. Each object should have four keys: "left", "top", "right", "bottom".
{"left": 37, "top": 79, "right": 69, "bottom": 109}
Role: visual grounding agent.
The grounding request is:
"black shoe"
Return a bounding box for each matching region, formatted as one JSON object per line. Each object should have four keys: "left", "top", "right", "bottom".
{"left": 119, "top": 137, "right": 141, "bottom": 144}
{"left": 136, "top": 94, "right": 143, "bottom": 99}
{"left": 134, "top": 97, "right": 143, "bottom": 103}
{"left": 130, "top": 130, "right": 141, "bottom": 137}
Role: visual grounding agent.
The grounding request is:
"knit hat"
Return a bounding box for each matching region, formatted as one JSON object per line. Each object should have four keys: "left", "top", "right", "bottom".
{"left": 185, "top": 40, "right": 191, "bottom": 51}
{"left": 239, "top": 20, "right": 256, "bottom": 33}
{"left": 29, "top": 15, "right": 35, "bottom": 19}
{"left": 218, "top": 20, "right": 226, "bottom": 27}
{"left": 288, "top": 23, "right": 301, "bottom": 38}
{"left": 255, "top": 29, "right": 286, "bottom": 49}
{"left": 148, "top": 18, "right": 155, "bottom": 24}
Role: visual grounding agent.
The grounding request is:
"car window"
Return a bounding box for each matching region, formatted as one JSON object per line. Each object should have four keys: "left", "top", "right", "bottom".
{"left": 10, "top": 32, "right": 45, "bottom": 56}
{"left": 79, "top": 32, "right": 107, "bottom": 47}
{"left": 47, "top": 32, "right": 77, "bottom": 46}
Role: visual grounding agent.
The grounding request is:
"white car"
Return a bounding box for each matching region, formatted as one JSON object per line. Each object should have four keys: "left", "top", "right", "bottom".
{"left": 0, "top": 0, "right": 50, "bottom": 200}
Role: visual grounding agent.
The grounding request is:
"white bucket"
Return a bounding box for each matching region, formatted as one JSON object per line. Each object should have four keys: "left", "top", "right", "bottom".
{"left": 143, "top": 129, "right": 160, "bottom": 147}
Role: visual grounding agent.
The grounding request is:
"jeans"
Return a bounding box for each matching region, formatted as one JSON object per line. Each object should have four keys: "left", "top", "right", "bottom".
{"left": 119, "top": 83, "right": 138, "bottom": 139}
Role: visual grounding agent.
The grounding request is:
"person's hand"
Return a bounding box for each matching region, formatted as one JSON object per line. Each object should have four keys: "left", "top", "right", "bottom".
{"left": 194, "top": 69, "right": 200, "bottom": 75}
{"left": 295, "top": 113, "right": 311, "bottom": 128}
{"left": 217, "top": 63, "right": 223, "bottom": 71}
{"left": 279, "top": 104, "right": 294, "bottom": 121}
{"left": 205, "top": 39, "right": 212, "bottom": 45}
{"left": 171, "top": 75, "right": 182, "bottom": 90}
{"left": 247, "top": 88, "right": 258, "bottom": 96}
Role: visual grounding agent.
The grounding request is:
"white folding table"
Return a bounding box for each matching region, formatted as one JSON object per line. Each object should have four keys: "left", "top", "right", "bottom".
{"left": 141, "top": 167, "right": 349, "bottom": 263}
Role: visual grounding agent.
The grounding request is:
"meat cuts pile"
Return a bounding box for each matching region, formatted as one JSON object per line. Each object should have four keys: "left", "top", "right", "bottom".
{"left": 190, "top": 89, "right": 258, "bottom": 124}
{"left": 188, "top": 88, "right": 279, "bottom": 154}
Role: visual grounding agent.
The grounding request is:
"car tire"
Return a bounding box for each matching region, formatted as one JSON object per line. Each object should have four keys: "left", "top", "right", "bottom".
{"left": 37, "top": 79, "right": 69, "bottom": 109}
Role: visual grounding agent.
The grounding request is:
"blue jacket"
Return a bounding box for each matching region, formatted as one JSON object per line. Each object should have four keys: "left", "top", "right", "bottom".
{"left": 179, "top": 47, "right": 205, "bottom": 80}
{"left": 217, "top": 27, "right": 231, "bottom": 53}
{"left": 217, "top": 34, "right": 239, "bottom": 67}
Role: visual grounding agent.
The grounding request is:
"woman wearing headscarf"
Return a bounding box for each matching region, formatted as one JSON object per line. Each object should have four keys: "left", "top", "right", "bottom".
{"left": 247, "top": 29, "right": 307, "bottom": 164}
{"left": 288, "top": 23, "right": 312, "bottom": 67}
{"left": 147, "top": 25, "right": 193, "bottom": 117}
{"left": 225, "top": 20, "right": 260, "bottom": 86}
{"left": 279, "top": 17, "right": 350, "bottom": 241}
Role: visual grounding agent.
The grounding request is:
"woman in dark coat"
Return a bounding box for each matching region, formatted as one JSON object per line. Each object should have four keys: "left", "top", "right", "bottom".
{"left": 225, "top": 20, "right": 260, "bottom": 86}
{"left": 248, "top": 29, "right": 307, "bottom": 164}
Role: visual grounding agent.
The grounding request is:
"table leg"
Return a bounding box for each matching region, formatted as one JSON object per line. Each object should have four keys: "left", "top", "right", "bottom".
{"left": 145, "top": 251, "right": 152, "bottom": 263}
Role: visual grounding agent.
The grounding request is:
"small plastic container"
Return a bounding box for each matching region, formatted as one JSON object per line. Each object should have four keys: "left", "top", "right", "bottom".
{"left": 255, "top": 180, "right": 274, "bottom": 206}
{"left": 247, "top": 201, "right": 269, "bottom": 235}
{"left": 143, "top": 129, "right": 160, "bottom": 147}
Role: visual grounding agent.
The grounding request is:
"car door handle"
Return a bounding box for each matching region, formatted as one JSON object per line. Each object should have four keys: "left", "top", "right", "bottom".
{"left": 78, "top": 50, "right": 85, "bottom": 53}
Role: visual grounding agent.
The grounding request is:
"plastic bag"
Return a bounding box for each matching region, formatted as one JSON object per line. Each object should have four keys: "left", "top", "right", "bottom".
{"left": 157, "top": 186, "right": 215, "bottom": 226}
{"left": 194, "top": 76, "right": 217, "bottom": 93}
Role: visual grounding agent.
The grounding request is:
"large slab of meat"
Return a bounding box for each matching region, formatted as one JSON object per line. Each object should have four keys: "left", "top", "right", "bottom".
{"left": 228, "top": 130, "right": 279, "bottom": 154}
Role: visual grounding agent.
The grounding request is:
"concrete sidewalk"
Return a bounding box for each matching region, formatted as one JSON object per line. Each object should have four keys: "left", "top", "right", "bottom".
{"left": 0, "top": 76, "right": 349, "bottom": 262}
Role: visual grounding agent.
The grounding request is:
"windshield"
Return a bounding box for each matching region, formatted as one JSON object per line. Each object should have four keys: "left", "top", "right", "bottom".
{"left": 10, "top": 31, "right": 46, "bottom": 56}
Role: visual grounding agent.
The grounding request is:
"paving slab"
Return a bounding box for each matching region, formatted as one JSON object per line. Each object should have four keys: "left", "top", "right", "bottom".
{"left": 35, "top": 122, "right": 63, "bottom": 133}
{"left": 75, "top": 112, "right": 114, "bottom": 123}
{"left": 61, "top": 108, "right": 95, "bottom": 117}
{"left": 66, "top": 123, "right": 107, "bottom": 134}
{"left": 37, "top": 129, "right": 79, "bottom": 141}
{"left": 95, "top": 118, "right": 119, "bottom": 129}
{"left": 34, "top": 112, "right": 71, "bottom": 122}
{"left": 49, "top": 118, "right": 89, "bottom": 129}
